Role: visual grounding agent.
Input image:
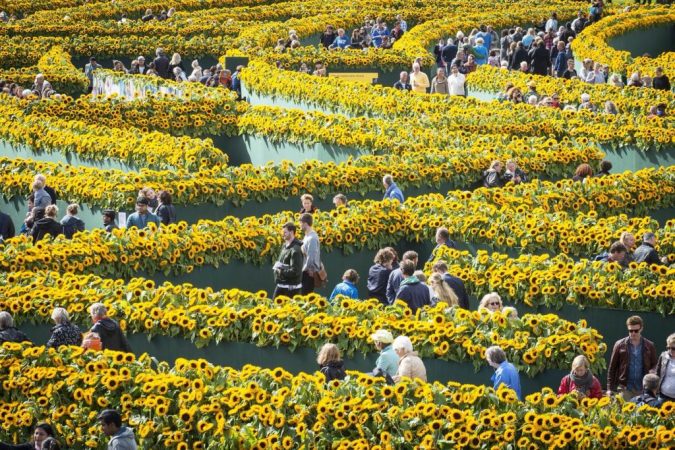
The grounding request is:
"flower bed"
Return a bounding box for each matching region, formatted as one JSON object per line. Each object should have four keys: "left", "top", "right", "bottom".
{"left": 0, "top": 271, "right": 607, "bottom": 374}
{"left": 425, "top": 244, "right": 674, "bottom": 315}
{"left": 572, "top": 6, "right": 675, "bottom": 77}
{"left": 0, "top": 168, "right": 672, "bottom": 279}
{"left": 0, "top": 344, "right": 671, "bottom": 449}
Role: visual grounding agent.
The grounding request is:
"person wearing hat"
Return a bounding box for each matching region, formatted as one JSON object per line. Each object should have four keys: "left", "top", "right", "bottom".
{"left": 125, "top": 196, "right": 160, "bottom": 230}
{"left": 371, "top": 329, "right": 399, "bottom": 378}
{"left": 102, "top": 210, "right": 118, "bottom": 232}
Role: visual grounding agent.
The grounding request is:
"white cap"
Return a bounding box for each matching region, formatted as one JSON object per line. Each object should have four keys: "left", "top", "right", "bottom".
{"left": 371, "top": 329, "right": 393, "bottom": 344}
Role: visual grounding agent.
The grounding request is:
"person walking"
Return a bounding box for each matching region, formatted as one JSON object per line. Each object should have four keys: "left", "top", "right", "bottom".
{"left": 300, "top": 213, "right": 322, "bottom": 294}
{"left": 486, "top": 345, "right": 522, "bottom": 399}
{"left": 273, "top": 222, "right": 304, "bottom": 298}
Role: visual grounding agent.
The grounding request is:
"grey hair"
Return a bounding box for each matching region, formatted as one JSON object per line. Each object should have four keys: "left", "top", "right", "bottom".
{"left": 51, "top": 307, "right": 69, "bottom": 324}
{"left": 89, "top": 302, "right": 107, "bottom": 318}
{"left": 392, "top": 335, "right": 413, "bottom": 353}
{"left": 643, "top": 232, "right": 656, "bottom": 242}
{"left": 382, "top": 174, "right": 394, "bottom": 186}
{"left": 643, "top": 373, "right": 659, "bottom": 391}
{"left": 0, "top": 311, "right": 14, "bottom": 329}
{"left": 486, "top": 345, "right": 506, "bottom": 364}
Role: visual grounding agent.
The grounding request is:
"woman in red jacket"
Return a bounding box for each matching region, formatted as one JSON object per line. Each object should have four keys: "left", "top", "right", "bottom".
{"left": 558, "top": 355, "right": 603, "bottom": 399}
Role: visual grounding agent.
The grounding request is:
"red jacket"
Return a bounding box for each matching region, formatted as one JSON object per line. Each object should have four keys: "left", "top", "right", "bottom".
{"left": 607, "top": 336, "right": 657, "bottom": 392}
{"left": 557, "top": 374, "right": 603, "bottom": 398}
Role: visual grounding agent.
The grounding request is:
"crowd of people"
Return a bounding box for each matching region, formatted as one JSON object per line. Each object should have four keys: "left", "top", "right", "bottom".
{"left": 84, "top": 48, "right": 245, "bottom": 98}
{"left": 0, "top": 174, "right": 179, "bottom": 244}
{"left": 0, "top": 74, "right": 58, "bottom": 100}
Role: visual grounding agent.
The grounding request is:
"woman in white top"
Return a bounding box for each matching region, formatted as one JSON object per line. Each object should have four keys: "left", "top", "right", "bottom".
{"left": 447, "top": 65, "right": 466, "bottom": 96}
{"left": 190, "top": 60, "right": 202, "bottom": 80}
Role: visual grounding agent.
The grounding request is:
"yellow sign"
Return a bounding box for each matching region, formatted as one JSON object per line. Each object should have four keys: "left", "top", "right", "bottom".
{"left": 328, "top": 72, "right": 379, "bottom": 84}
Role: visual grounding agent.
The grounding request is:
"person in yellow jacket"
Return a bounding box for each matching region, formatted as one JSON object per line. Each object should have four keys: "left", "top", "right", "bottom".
{"left": 410, "top": 63, "right": 430, "bottom": 93}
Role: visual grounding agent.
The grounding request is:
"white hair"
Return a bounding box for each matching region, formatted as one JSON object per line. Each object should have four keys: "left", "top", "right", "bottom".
{"left": 89, "top": 302, "right": 107, "bottom": 318}
{"left": 392, "top": 335, "right": 413, "bottom": 353}
{"left": 0, "top": 311, "right": 14, "bottom": 329}
{"left": 581, "top": 93, "right": 591, "bottom": 102}
{"left": 51, "top": 307, "right": 69, "bottom": 324}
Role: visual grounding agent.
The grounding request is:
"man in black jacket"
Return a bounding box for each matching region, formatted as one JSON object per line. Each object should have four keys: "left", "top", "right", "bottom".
{"left": 273, "top": 222, "right": 304, "bottom": 298}
{"left": 529, "top": 39, "right": 550, "bottom": 76}
{"left": 89, "top": 303, "right": 132, "bottom": 352}
{"left": 153, "top": 47, "right": 170, "bottom": 79}
{"left": 441, "top": 38, "right": 458, "bottom": 69}
{"left": 634, "top": 232, "right": 668, "bottom": 265}
{"left": 0, "top": 209, "right": 14, "bottom": 240}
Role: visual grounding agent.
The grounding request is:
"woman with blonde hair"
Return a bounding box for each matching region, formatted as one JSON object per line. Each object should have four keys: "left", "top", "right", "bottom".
{"left": 479, "top": 292, "right": 503, "bottom": 312}
{"left": 428, "top": 273, "right": 458, "bottom": 307}
{"left": 557, "top": 355, "right": 602, "bottom": 398}
{"left": 169, "top": 53, "right": 184, "bottom": 75}
{"left": 30, "top": 204, "right": 62, "bottom": 242}
{"left": 317, "top": 343, "right": 346, "bottom": 381}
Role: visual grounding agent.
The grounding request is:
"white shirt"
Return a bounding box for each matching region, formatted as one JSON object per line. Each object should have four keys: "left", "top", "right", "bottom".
{"left": 662, "top": 356, "right": 675, "bottom": 398}
{"left": 545, "top": 19, "right": 558, "bottom": 32}
{"left": 448, "top": 73, "right": 466, "bottom": 95}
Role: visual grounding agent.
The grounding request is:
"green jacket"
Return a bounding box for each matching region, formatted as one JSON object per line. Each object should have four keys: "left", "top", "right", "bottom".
{"left": 274, "top": 238, "right": 304, "bottom": 285}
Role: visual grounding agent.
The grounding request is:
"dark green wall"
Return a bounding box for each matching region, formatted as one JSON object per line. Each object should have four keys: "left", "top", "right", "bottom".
{"left": 608, "top": 23, "right": 675, "bottom": 59}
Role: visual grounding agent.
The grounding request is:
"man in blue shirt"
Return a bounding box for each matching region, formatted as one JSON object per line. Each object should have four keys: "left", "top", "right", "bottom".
{"left": 371, "top": 22, "right": 390, "bottom": 48}
{"left": 329, "top": 28, "right": 350, "bottom": 49}
{"left": 382, "top": 174, "right": 404, "bottom": 203}
{"left": 126, "top": 196, "right": 161, "bottom": 229}
{"left": 486, "top": 345, "right": 522, "bottom": 399}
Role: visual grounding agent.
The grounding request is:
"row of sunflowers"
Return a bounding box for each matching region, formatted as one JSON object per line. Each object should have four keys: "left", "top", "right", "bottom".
{"left": 0, "top": 98, "right": 228, "bottom": 172}
{"left": 572, "top": 6, "right": 675, "bottom": 76}
{"left": 466, "top": 64, "right": 674, "bottom": 114}
{"left": 0, "top": 270, "right": 607, "bottom": 374}
{"left": 241, "top": 61, "right": 673, "bottom": 150}
{"left": 0, "top": 344, "right": 672, "bottom": 449}
{"left": 425, "top": 244, "right": 674, "bottom": 315}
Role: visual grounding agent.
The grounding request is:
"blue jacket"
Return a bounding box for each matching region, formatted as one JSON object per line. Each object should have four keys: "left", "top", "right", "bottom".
{"left": 383, "top": 183, "right": 404, "bottom": 203}
{"left": 396, "top": 277, "right": 431, "bottom": 313}
{"left": 330, "top": 35, "right": 350, "bottom": 49}
{"left": 371, "top": 27, "right": 390, "bottom": 47}
{"left": 473, "top": 45, "right": 488, "bottom": 65}
{"left": 492, "top": 361, "right": 522, "bottom": 399}
{"left": 329, "top": 281, "right": 359, "bottom": 301}
{"left": 376, "top": 344, "right": 399, "bottom": 377}
{"left": 554, "top": 51, "right": 567, "bottom": 77}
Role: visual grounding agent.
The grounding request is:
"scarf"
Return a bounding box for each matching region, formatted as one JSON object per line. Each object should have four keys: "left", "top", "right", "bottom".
{"left": 570, "top": 370, "right": 594, "bottom": 393}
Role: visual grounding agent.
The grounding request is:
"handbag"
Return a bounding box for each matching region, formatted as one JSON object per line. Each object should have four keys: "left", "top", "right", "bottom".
{"left": 312, "top": 263, "right": 328, "bottom": 288}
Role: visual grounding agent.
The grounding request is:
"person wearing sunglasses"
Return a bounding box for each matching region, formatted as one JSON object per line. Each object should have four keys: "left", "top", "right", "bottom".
{"left": 607, "top": 316, "right": 657, "bottom": 400}
{"left": 655, "top": 333, "right": 675, "bottom": 403}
